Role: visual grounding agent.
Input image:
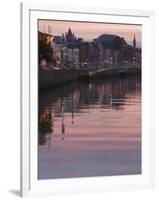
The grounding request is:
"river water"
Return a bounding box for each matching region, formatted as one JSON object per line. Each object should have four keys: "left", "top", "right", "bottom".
{"left": 38, "top": 76, "right": 141, "bottom": 179}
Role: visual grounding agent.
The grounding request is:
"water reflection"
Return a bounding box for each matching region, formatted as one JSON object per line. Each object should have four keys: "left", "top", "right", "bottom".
{"left": 39, "top": 77, "right": 141, "bottom": 145}
{"left": 38, "top": 76, "right": 141, "bottom": 179}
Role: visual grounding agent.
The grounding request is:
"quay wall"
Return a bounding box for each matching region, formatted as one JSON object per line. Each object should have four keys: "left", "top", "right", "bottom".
{"left": 39, "top": 66, "right": 141, "bottom": 89}
{"left": 39, "top": 70, "right": 89, "bottom": 89}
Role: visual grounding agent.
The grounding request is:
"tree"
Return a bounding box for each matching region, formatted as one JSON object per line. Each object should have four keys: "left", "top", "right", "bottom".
{"left": 38, "top": 32, "right": 53, "bottom": 63}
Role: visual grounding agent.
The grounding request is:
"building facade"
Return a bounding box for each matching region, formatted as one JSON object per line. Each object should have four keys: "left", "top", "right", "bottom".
{"left": 39, "top": 28, "right": 141, "bottom": 70}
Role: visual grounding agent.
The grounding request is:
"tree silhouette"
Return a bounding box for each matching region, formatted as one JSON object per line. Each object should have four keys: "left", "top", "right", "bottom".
{"left": 38, "top": 32, "right": 53, "bottom": 63}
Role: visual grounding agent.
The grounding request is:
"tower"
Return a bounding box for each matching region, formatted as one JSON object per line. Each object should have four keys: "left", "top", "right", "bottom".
{"left": 47, "top": 25, "right": 52, "bottom": 35}
{"left": 65, "top": 27, "right": 76, "bottom": 42}
{"left": 133, "top": 34, "right": 136, "bottom": 48}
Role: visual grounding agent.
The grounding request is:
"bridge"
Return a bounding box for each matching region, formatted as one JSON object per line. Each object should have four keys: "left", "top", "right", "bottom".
{"left": 39, "top": 64, "right": 141, "bottom": 89}
{"left": 88, "top": 64, "right": 141, "bottom": 78}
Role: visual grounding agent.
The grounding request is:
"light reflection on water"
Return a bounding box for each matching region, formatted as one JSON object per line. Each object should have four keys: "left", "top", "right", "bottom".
{"left": 38, "top": 77, "right": 141, "bottom": 179}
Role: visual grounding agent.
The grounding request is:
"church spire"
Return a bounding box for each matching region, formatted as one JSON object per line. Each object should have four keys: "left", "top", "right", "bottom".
{"left": 65, "top": 27, "right": 76, "bottom": 43}
{"left": 133, "top": 34, "right": 136, "bottom": 48}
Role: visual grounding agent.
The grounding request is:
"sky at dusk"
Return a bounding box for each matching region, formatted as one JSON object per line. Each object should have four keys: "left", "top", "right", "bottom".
{"left": 38, "top": 20, "right": 142, "bottom": 47}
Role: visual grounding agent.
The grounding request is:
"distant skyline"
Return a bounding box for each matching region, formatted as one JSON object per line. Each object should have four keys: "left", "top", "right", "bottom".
{"left": 38, "top": 20, "right": 142, "bottom": 47}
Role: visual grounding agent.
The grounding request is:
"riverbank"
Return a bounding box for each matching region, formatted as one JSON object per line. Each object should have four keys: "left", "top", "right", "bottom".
{"left": 39, "top": 65, "right": 141, "bottom": 90}
{"left": 39, "top": 69, "right": 89, "bottom": 90}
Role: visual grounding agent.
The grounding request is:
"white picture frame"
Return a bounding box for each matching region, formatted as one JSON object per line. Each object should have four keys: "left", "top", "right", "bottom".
{"left": 20, "top": 2, "right": 155, "bottom": 197}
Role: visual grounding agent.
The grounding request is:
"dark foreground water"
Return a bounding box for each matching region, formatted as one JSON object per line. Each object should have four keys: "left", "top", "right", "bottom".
{"left": 38, "top": 76, "right": 141, "bottom": 179}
